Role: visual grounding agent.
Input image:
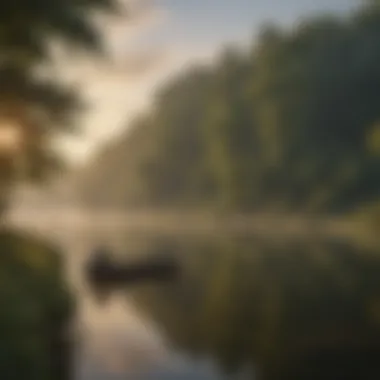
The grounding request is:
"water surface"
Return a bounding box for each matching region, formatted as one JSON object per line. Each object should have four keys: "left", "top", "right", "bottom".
{"left": 54, "top": 230, "right": 380, "bottom": 379}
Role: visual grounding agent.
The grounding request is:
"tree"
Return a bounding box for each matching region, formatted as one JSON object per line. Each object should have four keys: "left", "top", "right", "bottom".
{"left": 0, "top": 0, "right": 120, "bottom": 207}
{"left": 0, "top": 3, "right": 125, "bottom": 379}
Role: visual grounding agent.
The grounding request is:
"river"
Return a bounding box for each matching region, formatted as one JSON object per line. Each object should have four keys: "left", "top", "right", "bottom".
{"left": 53, "top": 230, "right": 226, "bottom": 380}
{"left": 8, "top": 218, "right": 380, "bottom": 380}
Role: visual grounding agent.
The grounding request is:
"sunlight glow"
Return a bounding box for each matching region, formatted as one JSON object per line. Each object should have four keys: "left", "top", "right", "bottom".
{"left": 0, "top": 122, "right": 23, "bottom": 154}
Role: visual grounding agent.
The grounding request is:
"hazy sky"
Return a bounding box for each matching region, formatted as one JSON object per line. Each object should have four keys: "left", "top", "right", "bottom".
{"left": 58, "top": 0, "right": 358, "bottom": 165}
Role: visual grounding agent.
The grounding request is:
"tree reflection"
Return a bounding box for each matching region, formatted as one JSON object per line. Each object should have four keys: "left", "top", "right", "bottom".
{"left": 123, "top": 237, "right": 380, "bottom": 380}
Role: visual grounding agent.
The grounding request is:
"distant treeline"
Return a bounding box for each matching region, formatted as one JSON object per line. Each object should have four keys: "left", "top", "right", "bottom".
{"left": 78, "top": 1, "right": 380, "bottom": 215}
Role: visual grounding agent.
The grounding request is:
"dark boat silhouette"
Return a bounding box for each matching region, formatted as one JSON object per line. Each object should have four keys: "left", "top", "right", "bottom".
{"left": 85, "top": 246, "right": 180, "bottom": 303}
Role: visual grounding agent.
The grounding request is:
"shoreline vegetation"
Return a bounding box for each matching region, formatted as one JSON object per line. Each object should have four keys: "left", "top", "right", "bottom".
{"left": 0, "top": 228, "right": 75, "bottom": 380}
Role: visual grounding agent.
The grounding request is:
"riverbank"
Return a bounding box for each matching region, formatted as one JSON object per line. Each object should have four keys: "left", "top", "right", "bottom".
{"left": 0, "top": 228, "right": 75, "bottom": 380}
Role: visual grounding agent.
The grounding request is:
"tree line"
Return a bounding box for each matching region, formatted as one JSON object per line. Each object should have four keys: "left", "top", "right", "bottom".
{"left": 78, "top": 0, "right": 380, "bottom": 216}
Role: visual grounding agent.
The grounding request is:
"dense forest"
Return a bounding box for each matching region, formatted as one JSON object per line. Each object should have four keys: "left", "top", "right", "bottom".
{"left": 77, "top": 1, "right": 380, "bottom": 215}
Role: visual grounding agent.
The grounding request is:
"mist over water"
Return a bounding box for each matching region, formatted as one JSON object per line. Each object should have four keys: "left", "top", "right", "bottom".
{"left": 8, "top": 208, "right": 380, "bottom": 380}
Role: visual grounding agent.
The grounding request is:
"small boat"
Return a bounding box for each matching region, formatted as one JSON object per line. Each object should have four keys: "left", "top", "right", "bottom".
{"left": 85, "top": 246, "right": 180, "bottom": 300}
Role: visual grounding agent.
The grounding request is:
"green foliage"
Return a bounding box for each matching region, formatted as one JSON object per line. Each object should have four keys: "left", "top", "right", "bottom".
{"left": 0, "top": 0, "right": 119, "bottom": 195}
{"left": 0, "top": 0, "right": 117, "bottom": 67}
{"left": 0, "top": 230, "right": 75, "bottom": 380}
{"left": 78, "top": 1, "right": 380, "bottom": 215}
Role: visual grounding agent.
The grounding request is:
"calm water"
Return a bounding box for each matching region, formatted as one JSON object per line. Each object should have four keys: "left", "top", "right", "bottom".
{"left": 55, "top": 230, "right": 380, "bottom": 380}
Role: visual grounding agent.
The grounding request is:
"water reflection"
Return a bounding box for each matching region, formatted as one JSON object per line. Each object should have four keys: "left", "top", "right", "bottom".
{"left": 105, "top": 236, "right": 380, "bottom": 380}
{"left": 59, "top": 232, "right": 225, "bottom": 380}
{"left": 56, "top": 230, "right": 380, "bottom": 380}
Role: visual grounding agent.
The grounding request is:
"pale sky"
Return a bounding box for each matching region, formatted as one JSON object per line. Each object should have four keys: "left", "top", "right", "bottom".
{"left": 57, "top": 0, "right": 358, "bottom": 165}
